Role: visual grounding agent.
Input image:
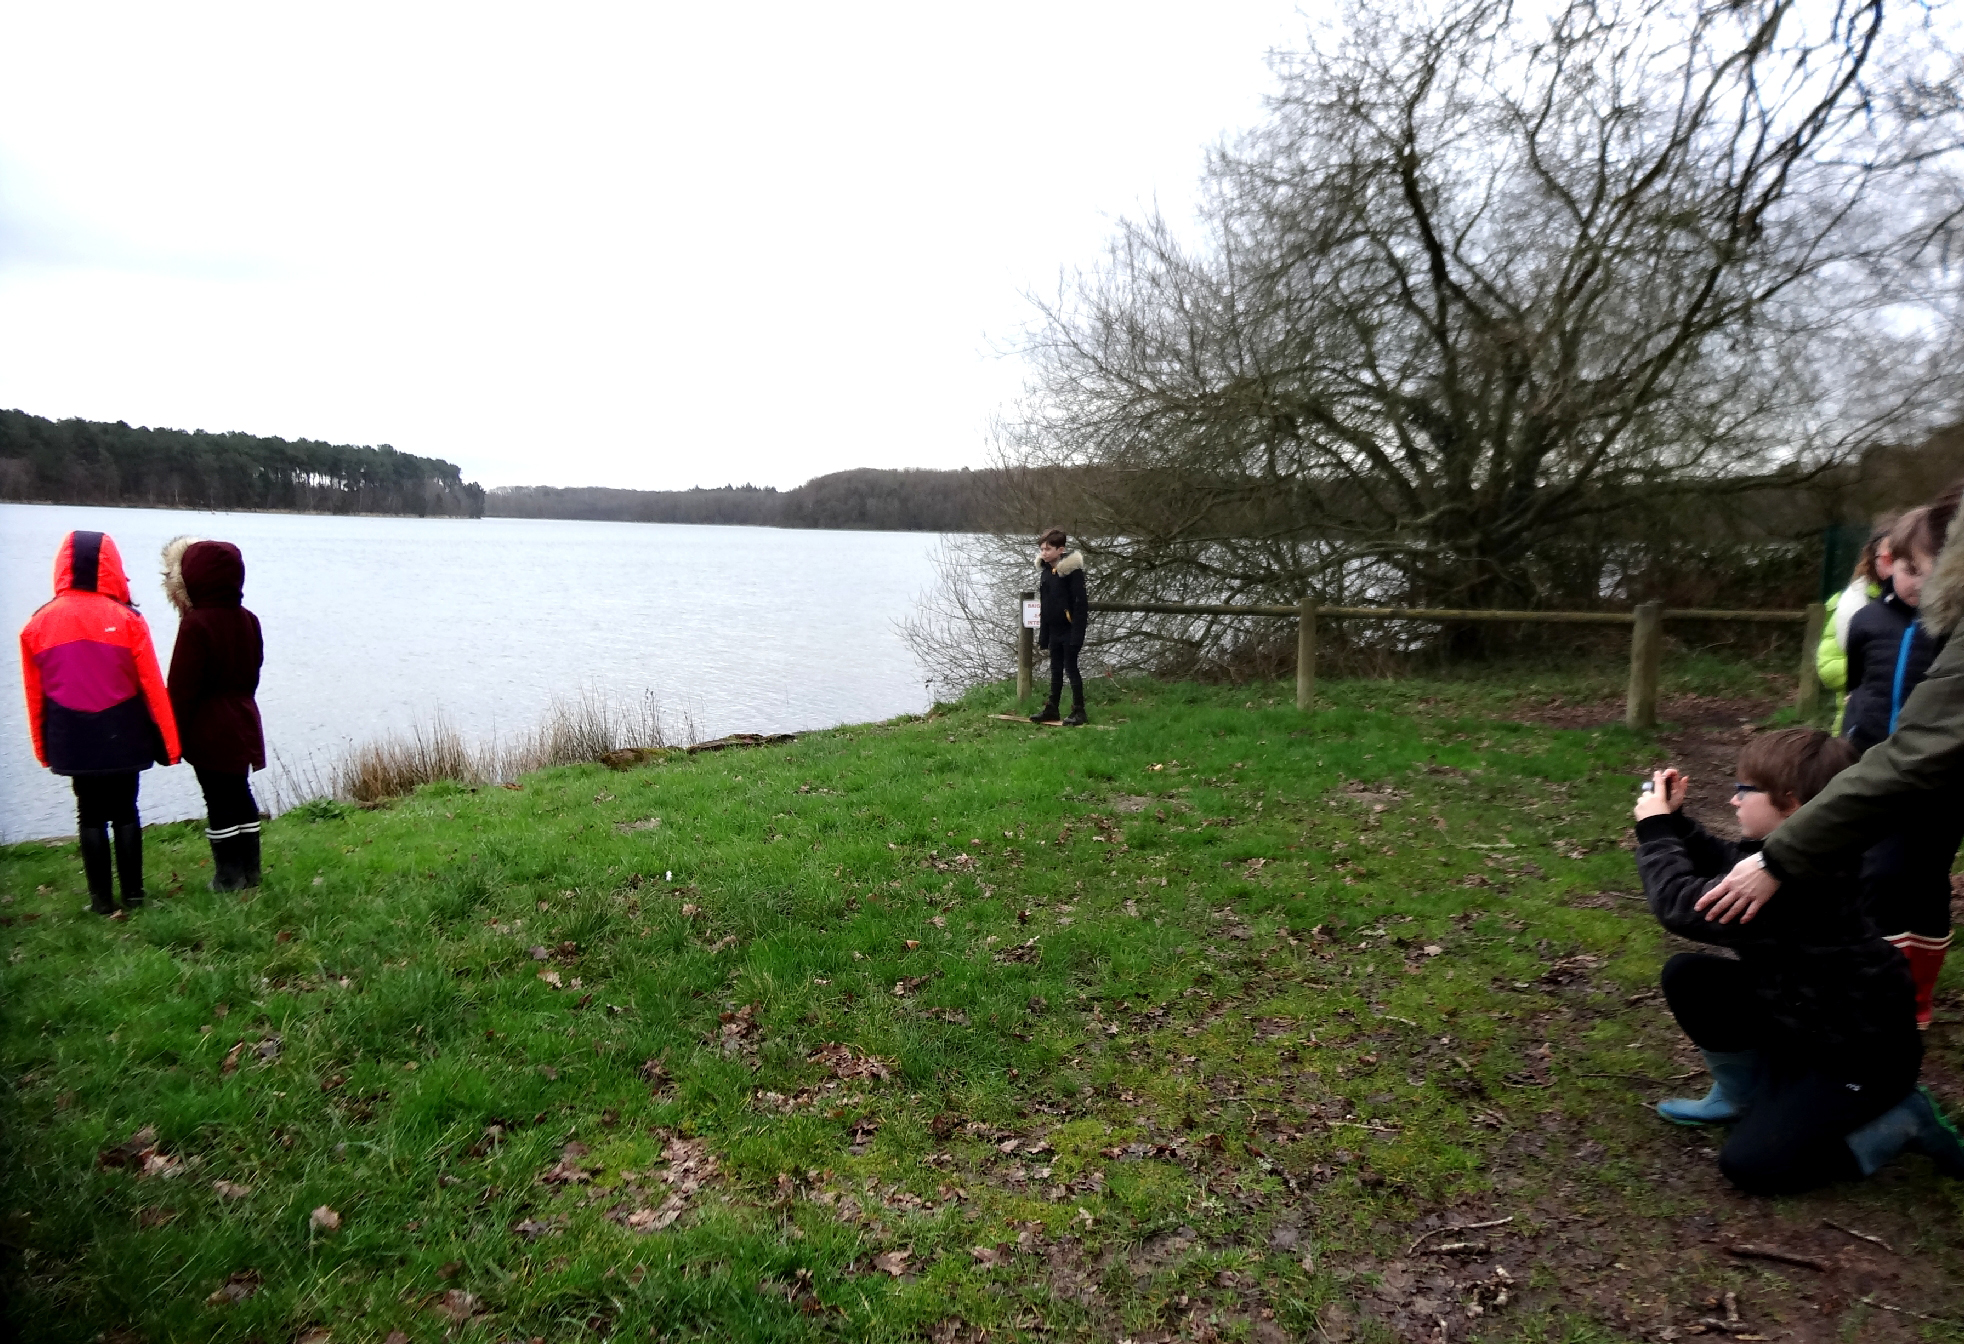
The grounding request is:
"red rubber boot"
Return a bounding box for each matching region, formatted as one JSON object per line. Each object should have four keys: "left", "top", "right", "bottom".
{"left": 1887, "top": 933, "right": 1953, "bottom": 1030}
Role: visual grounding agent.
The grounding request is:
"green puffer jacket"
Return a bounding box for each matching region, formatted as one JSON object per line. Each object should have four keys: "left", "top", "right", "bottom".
{"left": 1764, "top": 537, "right": 1964, "bottom": 882}
{"left": 1815, "top": 578, "right": 1881, "bottom": 734}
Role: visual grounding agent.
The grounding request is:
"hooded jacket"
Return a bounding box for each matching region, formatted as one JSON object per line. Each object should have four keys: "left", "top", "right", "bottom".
{"left": 19, "top": 531, "right": 180, "bottom": 774}
{"left": 1765, "top": 511, "right": 1964, "bottom": 881}
{"left": 165, "top": 540, "right": 265, "bottom": 774}
{"left": 1637, "top": 811, "right": 1918, "bottom": 1069}
{"left": 1037, "top": 550, "right": 1088, "bottom": 653}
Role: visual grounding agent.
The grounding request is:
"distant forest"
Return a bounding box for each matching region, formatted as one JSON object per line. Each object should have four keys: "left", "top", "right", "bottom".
{"left": 488, "top": 467, "right": 1016, "bottom": 533}
{"left": 0, "top": 410, "right": 485, "bottom": 518}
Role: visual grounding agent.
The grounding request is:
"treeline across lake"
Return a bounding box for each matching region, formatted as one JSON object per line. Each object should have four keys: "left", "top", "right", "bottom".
{"left": 0, "top": 410, "right": 484, "bottom": 517}
{"left": 488, "top": 467, "right": 1023, "bottom": 533}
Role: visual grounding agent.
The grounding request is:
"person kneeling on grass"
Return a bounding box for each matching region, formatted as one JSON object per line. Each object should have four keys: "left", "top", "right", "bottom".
{"left": 1633, "top": 728, "right": 1964, "bottom": 1195}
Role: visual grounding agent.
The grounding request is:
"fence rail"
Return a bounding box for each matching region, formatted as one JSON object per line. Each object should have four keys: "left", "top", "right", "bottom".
{"left": 1017, "top": 594, "right": 1827, "bottom": 730}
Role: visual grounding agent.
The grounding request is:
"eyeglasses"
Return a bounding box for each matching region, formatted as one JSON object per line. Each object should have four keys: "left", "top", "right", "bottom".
{"left": 1732, "top": 783, "right": 1763, "bottom": 799}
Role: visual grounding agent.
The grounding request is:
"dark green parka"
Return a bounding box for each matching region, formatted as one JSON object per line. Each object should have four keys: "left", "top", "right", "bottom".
{"left": 1763, "top": 524, "right": 1964, "bottom": 881}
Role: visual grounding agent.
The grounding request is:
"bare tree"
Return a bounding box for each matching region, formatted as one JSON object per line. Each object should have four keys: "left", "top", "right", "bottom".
{"left": 954, "top": 0, "right": 1964, "bottom": 666}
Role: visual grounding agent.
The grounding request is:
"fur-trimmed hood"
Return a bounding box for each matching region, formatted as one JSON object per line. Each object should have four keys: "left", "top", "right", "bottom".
{"left": 1924, "top": 517, "right": 1964, "bottom": 634}
{"left": 1047, "top": 550, "right": 1084, "bottom": 578}
{"left": 161, "top": 535, "right": 205, "bottom": 614}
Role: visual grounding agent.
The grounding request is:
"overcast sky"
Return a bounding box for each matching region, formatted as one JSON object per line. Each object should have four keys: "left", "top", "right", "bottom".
{"left": 0, "top": 2, "right": 1317, "bottom": 491}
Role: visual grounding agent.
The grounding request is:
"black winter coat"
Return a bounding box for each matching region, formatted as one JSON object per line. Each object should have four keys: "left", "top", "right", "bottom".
{"left": 1843, "top": 580, "right": 1940, "bottom": 753}
{"left": 166, "top": 542, "right": 265, "bottom": 774}
{"left": 1635, "top": 811, "right": 1917, "bottom": 1070}
{"left": 1037, "top": 551, "right": 1088, "bottom": 653}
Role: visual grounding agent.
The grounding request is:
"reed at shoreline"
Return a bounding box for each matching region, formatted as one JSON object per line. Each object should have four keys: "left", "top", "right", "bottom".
{"left": 277, "top": 690, "right": 691, "bottom": 806}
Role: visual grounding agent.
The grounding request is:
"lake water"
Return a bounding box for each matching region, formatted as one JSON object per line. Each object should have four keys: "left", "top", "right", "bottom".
{"left": 1, "top": 504, "right": 947, "bottom": 843}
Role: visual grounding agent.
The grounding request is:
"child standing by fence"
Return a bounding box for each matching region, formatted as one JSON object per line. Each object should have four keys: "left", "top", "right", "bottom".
{"left": 1816, "top": 515, "right": 1894, "bottom": 734}
{"left": 164, "top": 538, "right": 266, "bottom": 891}
{"left": 1030, "top": 528, "right": 1089, "bottom": 727}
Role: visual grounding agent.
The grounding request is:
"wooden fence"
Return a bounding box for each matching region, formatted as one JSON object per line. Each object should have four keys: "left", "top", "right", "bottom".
{"left": 1015, "top": 593, "right": 1827, "bottom": 730}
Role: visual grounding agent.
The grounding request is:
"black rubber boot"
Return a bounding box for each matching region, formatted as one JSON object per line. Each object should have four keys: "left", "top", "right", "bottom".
{"left": 237, "top": 830, "right": 262, "bottom": 889}
{"left": 1029, "top": 701, "right": 1060, "bottom": 724}
{"left": 1062, "top": 694, "right": 1088, "bottom": 727}
{"left": 112, "top": 820, "right": 145, "bottom": 909}
{"left": 212, "top": 840, "right": 255, "bottom": 892}
{"left": 79, "top": 825, "right": 116, "bottom": 916}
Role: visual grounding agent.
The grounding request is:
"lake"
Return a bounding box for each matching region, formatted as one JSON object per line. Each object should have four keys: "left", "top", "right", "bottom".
{"left": 1, "top": 504, "right": 947, "bottom": 843}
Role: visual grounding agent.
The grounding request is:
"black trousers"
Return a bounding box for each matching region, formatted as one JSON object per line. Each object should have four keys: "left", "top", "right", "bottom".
{"left": 71, "top": 772, "right": 140, "bottom": 828}
{"left": 194, "top": 767, "right": 260, "bottom": 836}
{"left": 1661, "top": 952, "right": 1917, "bottom": 1194}
{"left": 1047, "top": 643, "right": 1083, "bottom": 703}
{"left": 1862, "top": 800, "right": 1964, "bottom": 938}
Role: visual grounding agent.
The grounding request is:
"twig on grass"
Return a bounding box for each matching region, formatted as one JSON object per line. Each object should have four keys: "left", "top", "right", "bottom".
{"left": 1822, "top": 1220, "right": 1894, "bottom": 1253}
{"left": 1726, "top": 1244, "right": 1829, "bottom": 1272}
{"left": 1408, "top": 1215, "right": 1513, "bottom": 1254}
{"left": 1858, "top": 1294, "right": 1952, "bottom": 1323}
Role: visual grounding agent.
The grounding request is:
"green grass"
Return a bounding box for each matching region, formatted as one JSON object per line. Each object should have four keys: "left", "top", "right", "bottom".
{"left": 2, "top": 654, "right": 1959, "bottom": 1343}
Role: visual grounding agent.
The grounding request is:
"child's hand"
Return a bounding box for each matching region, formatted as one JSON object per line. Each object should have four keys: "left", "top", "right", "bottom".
{"left": 1633, "top": 769, "right": 1686, "bottom": 821}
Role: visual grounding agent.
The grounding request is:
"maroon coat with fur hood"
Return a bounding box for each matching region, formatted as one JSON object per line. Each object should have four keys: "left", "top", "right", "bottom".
{"left": 164, "top": 540, "right": 265, "bottom": 773}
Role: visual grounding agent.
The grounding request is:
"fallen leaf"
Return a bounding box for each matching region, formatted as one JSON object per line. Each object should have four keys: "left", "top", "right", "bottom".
{"left": 429, "top": 1288, "right": 479, "bottom": 1322}
{"left": 294, "top": 1329, "right": 332, "bottom": 1344}
{"left": 206, "top": 1268, "right": 262, "bottom": 1304}
{"left": 98, "top": 1125, "right": 159, "bottom": 1169}
{"left": 539, "top": 1141, "right": 597, "bottom": 1185}
{"left": 537, "top": 968, "right": 563, "bottom": 988}
{"left": 969, "top": 1245, "right": 1005, "bottom": 1267}
{"left": 437, "top": 1260, "right": 463, "bottom": 1280}
{"left": 810, "top": 1042, "right": 896, "bottom": 1081}
{"left": 872, "top": 1248, "right": 913, "bottom": 1277}
{"left": 385, "top": 1333, "right": 412, "bottom": 1344}
{"left": 213, "top": 1180, "right": 251, "bottom": 1199}
{"left": 221, "top": 1041, "right": 245, "bottom": 1075}
{"left": 309, "top": 1205, "right": 341, "bottom": 1232}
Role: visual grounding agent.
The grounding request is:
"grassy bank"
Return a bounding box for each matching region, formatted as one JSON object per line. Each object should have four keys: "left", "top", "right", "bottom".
{"left": 2, "top": 656, "right": 1959, "bottom": 1343}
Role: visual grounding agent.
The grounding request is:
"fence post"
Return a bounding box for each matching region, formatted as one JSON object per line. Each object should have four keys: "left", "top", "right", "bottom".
{"left": 1017, "top": 590, "right": 1035, "bottom": 706}
{"left": 1626, "top": 601, "right": 1663, "bottom": 731}
{"left": 1796, "top": 600, "right": 1826, "bottom": 722}
{"left": 1296, "top": 597, "right": 1318, "bottom": 710}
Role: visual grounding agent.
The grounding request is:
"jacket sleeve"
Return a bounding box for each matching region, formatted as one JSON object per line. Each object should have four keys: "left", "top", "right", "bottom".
{"left": 1816, "top": 592, "right": 1847, "bottom": 694}
{"left": 1067, "top": 571, "right": 1089, "bottom": 644}
{"left": 130, "top": 613, "right": 180, "bottom": 765}
{"left": 1635, "top": 815, "right": 1757, "bottom": 947}
{"left": 166, "top": 616, "right": 207, "bottom": 734}
{"left": 19, "top": 627, "right": 46, "bottom": 768}
{"left": 1763, "top": 624, "right": 1964, "bottom": 881}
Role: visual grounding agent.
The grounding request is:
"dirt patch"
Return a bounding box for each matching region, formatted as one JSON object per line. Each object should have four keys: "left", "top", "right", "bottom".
{"left": 1516, "top": 694, "right": 1780, "bottom": 840}
{"left": 1512, "top": 692, "right": 1775, "bottom": 733}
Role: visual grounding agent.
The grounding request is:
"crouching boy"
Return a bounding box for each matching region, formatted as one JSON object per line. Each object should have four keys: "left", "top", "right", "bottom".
{"left": 1634, "top": 728, "right": 1964, "bottom": 1194}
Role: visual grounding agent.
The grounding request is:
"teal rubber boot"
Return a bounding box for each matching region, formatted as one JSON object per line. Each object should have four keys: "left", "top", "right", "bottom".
{"left": 1657, "top": 1050, "right": 1760, "bottom": 1126}
{"left": 1846, "top": 1088, "right": 1964, "bottom": 1178}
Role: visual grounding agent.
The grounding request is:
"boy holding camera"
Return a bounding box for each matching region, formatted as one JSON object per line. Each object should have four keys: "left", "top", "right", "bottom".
{"left": 1633, "top": 728, "right": 1964, "bottom": 1193}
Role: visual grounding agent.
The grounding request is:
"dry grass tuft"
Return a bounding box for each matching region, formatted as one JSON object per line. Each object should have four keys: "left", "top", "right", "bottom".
{"left": 314, "top": 691, "right": 690, "bottom": 805}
